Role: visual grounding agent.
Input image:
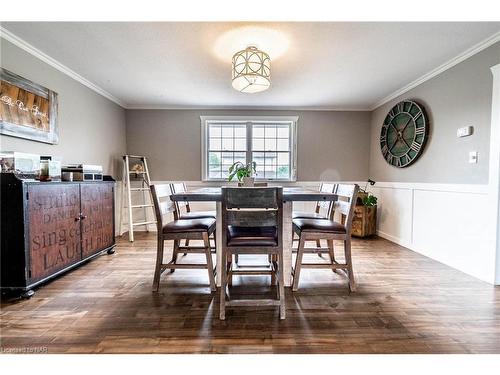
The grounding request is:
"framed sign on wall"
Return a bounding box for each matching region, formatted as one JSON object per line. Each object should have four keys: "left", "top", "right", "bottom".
{"left": 0, "top": 68, "right": 59, "bottom": 144}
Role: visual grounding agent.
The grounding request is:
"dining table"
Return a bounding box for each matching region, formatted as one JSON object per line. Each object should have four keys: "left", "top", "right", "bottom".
{"left": 170, "top": 186, "right": 338, "bottom": 287}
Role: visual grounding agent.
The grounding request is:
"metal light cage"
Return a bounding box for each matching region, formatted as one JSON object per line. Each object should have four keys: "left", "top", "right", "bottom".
{"left": 231, "top": 46, "right": 271, "bottom": 93}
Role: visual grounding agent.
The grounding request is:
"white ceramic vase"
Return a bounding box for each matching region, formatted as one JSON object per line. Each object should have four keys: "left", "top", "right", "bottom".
{"left": 242, "top": 177, "right": 255, "bottom": 187}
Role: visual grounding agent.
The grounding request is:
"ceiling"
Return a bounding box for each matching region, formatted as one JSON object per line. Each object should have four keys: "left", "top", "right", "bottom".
{"left": 2, "top": 22, "right": 500, "bottom": 110}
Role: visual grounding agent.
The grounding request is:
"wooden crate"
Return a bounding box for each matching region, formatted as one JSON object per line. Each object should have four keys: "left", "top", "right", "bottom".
{"left": 342, "top": 204, "right": 377, "bottom": 238}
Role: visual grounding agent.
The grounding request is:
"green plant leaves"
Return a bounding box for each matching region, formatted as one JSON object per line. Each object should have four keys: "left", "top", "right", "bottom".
{"left": 227, "top": 161, "right": 257, "bottom": 182}
{"left": 362, "top": 194, "right": 378, "bottom": 207}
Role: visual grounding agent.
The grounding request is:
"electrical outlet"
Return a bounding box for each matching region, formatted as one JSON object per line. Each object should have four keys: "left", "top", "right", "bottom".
{"left": 457, "top": 126, "right": 473, "bottom": 138}
{"left": 469, "top": 151, "right": 478, "bottom": 164}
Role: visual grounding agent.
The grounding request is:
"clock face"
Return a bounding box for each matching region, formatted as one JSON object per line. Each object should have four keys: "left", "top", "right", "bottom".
{"left": 380, "top": 100, "right": 428, "bottom": 168}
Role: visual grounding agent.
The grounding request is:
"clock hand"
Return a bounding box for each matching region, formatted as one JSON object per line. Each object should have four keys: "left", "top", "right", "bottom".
{"left": 401, "top": 117, "right": 412, "bottom": 133}
{"left": 401, "top": 137, "right": 411, "bottom": 149}
{"left": 389, "top": 139, "right": 400, "bottom": 152}
{"left": 389, "top": 122, "right": 398, "bottom": 133}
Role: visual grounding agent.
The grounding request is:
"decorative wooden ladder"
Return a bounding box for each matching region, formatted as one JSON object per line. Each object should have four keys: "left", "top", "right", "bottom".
{"left": 119, "top": 155, "right": 156, "bottom": 242}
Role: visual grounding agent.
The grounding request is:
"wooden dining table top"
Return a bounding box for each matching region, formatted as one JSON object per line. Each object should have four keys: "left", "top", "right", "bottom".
{"left": 169, "top": 186, "right": 338, "bottom": 202}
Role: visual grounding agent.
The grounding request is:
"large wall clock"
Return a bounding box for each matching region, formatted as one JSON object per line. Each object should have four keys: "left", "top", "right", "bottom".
{"left": 380, "top": 100, "right": 429, "bottom": 168}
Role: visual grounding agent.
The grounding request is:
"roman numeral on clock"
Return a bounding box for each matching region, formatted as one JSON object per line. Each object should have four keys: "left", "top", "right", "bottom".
{"left": 397, "top": 102, "right": 404, "bottom": 113}
{"left": 381, "top": 144, "right": 388, "bottom": 155}
{"left": 410, "top": 142, "right": 422, "bottom": 153}
{"left": 415, "top": 127, "right": 425, "bottom": 135}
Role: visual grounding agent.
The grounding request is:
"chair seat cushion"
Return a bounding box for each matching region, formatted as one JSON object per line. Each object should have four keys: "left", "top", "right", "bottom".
{"left": 163, "top": 217, "right": 216, "bottom": 234}
{"left": 292, "top": 211, "right": 328, "bottom": 220}
{"left": 227, "top": 226, "right": 278, "bottom": 247}
{"left": 180, "top": 210, "right": 216, "bottom": 219}
{"left": 293, "top": 218, "right": 346, "bottom": 234}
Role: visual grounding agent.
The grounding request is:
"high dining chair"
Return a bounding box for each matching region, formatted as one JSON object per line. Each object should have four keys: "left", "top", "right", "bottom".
{"left": 292, "top": 184, "right": 359, "bottom": 292}
{"left": 170, "top": 182, "right": 216, "bottom": 254}
{"left": 170, "top": 183, "right": 216, "bottom": 219}
{"left": 293, "top": 183, "right": 337, "bottom": 252}
{"left": 292, "top": 183, "right": 337, "bottom": 220}
{"left": 219, "top": 187, "right": 285, "bottom": 320}
{"left": 150, "top": 184, "right": 216, "bottom": 292}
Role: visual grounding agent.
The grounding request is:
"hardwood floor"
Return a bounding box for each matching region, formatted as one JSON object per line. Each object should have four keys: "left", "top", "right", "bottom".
{"left": 1, "top": 232, "right": 499, "bottom": 354}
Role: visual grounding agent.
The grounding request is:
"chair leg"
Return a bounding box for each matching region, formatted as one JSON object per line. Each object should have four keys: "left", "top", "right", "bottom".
{"left": 212, "top": 234, "right": 217, "bottom": 253}
{"left": 292, "top": 236, "right": 306, "bottom": 292}
{"left": 227, "top": 255, "right": 233, "bottom": 287}
{"left": 344, "top": 237, "right": 356, "bottom": 292}
{"left": 170, "top": 239, "right": 179, "bottom": 273}
{"left": 152, "top": 237, "right": 164, "bottom": 292}
{"left": 235, "top": 254, "right": 239, "bottom": 265}
{"left": 271, "top": 254, "right": 277, "bottom": 285}
{"left": 316, "top": 239, "right": 323, "bottom": 257}
{"left": 219, "top": 248, "right": 227, "bottom": 320}
{"left": 327, "top": 239, "right": 337, "bottom": 273}
{"left": 183, "top": 239, "right": 189, "bottom": 256}
{"left": 203, "top": 233, "right": 216, "bottom": 292}
{"left": 278, "top": 251, "right": 286, "bottom": 320}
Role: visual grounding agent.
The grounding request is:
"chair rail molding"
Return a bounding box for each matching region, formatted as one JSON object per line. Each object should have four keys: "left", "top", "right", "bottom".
{"left": 489, "top": 63, "right": 500, "bottom": 285}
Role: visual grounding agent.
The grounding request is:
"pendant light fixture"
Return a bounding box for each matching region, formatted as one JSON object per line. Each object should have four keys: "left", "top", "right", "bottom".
{"left": 231, "top": 45, "right": 271, "bottom": 93}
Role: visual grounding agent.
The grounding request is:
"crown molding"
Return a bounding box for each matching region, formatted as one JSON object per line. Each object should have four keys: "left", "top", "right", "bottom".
{"left": 0, "top": 26, "right": 127, "bottom": 108}
{"left": 126, "top": 104, "right": 370, "bottom": 111}
{"left": 369, "top": 30, "right": 500, "bottom": 111}
{"left": 2, "top": 25, "right": 498, "bottom": 112}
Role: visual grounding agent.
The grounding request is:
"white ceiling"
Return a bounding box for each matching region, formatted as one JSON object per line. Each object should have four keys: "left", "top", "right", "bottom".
{"left": 2, "top": 22, "right": 500, "bottom": 110}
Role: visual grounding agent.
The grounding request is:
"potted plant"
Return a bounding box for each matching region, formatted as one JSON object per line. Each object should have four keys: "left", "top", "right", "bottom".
{"left": 228, "top": 161, "right": 257, "bottom": 186}
{"left": 349, "top": 179, "right": 378, "bottom": 237}
{"left": 362, "top": 193, "right": 378, "bottom": 207}
{"left": 356, "top": 178, "right": 376, "bottom": 205}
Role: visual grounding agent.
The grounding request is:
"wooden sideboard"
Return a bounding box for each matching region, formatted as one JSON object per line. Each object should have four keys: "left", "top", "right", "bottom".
{"left": 0, "top": 174, "right": 115, "bottom": 297}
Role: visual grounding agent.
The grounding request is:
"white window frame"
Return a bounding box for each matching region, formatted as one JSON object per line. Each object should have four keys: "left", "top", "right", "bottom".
{"left": 201, "top": 115, "right": 298, "bottom": 182}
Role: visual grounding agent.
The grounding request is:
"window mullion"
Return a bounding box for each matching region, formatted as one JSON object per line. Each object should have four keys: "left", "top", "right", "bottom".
{"left": 246, "top": 122, "right": 252, "bottom": 165}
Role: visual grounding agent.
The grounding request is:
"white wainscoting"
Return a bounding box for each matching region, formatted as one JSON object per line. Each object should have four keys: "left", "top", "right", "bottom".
{"left": 370, "top": 182, "right": 496, "bottom": 284}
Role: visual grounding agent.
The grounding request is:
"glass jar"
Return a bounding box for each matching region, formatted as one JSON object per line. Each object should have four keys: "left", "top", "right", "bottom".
{"left": 39, "top": 160, "right": 51, "bottom": 181}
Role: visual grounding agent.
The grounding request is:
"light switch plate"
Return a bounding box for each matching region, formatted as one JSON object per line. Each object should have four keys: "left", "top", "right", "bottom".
{"left": 469, "top": 151, "right": 478, "bottom": 164}
{"left": 457, "top": 126, "right": 473, "bottom": 138}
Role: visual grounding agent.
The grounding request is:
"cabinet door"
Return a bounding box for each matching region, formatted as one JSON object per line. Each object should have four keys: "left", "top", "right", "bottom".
{"left": 80, "top": 183, "right": 114, "bottom": 258}
{"left": 28, "top": 184, "right": 82, "bottom": 282}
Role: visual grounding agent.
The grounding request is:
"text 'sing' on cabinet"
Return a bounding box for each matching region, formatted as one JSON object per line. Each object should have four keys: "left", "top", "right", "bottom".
{"left": 0, "top": 174, "right": 116, "bottom": 298}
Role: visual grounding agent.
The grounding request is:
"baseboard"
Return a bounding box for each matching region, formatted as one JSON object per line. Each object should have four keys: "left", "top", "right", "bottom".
{"left": 376, "top": 230, "right": 411, "bottom": 248}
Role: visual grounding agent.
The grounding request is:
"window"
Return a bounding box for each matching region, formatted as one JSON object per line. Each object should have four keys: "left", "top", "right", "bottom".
{"left": 201, "top": 116, "right": 298, "bottom": 181}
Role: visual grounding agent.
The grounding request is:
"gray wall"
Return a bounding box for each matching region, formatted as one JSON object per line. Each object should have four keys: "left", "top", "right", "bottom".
{"left": 369, "top": 42, "right": 500, "bottom": 184}
{"left": 126, "top": 109, "right": 371, "bottom": 181}
{"left": 4, "top": 34, "right": 496, "bottom": 185}
{"left": 0, "top": 39, "right": 126, "bottom": 178}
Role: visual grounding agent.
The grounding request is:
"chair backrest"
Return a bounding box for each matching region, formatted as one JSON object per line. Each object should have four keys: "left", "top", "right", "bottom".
{"left": 150, "top": 184, "right": 175, "bottom": 233}
{"left": 169, "top": 182, "right": 191, "bottom": 218}
{"left": 237, "top": 182, "right": 268, "bottom": 187}
{"left": 221, "top": 187, "right": 283, "bottom": 246}
{"left": 331, "top": 184, "right": 359, "bottom": 234}
{"left": 315, "top": 183, "right": 338, "bottom": 216}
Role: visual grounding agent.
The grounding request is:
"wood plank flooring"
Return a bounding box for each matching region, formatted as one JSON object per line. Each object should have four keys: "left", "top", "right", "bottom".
{"left": 1, "top": 232, "right": 500, "bottom": 354}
